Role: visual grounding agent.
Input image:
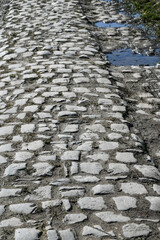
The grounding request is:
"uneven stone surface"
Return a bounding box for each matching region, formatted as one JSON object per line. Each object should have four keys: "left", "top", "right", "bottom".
{"left": 0, "top": 0, "right": 159, "bottom": 239}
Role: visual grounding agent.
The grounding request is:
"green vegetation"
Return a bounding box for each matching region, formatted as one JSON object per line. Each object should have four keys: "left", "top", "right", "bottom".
{"left": 128, "top": 0, "right": 160, "bottom": 37}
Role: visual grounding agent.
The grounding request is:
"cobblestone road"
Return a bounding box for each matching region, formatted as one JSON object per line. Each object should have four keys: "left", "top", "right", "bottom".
{"left": 0, "top": 0, "right": 160, "bottom": 239}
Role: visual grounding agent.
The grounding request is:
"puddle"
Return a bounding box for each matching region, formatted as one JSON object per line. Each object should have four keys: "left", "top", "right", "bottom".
{"left": 107, "top": 48, "right": 160, "bottom": 66}
{"left": 95, "top": 22, "right": 130, "bottom": 28}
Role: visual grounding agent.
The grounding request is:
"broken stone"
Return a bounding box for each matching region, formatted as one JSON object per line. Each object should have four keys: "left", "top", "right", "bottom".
{"left": 145, "top": 197, "right": 160, "bottom": 211}
{"left": 95, "top": 211, "right": 130, "bottom": 222}
{"left": 134, "top": 165, "right": 160, "bottom": 180}
{"left": 9, "top": 203, "right": 36, "bottom": 214}
{"left": 33, "top": 162, "right": 54, "bottom": 176}
{"left": 4, "top": 163, "right": 26, "bottom": 176}
{"left": 59, "top": 229, "right": 75, "bottom": 240}
{"left": 63, "top": 213, "right": 87, "bottom": 224}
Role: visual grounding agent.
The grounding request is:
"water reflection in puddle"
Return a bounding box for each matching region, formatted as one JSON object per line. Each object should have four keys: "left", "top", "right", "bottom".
{"left": 107, "top": 48, "right": 160, "bottom": 66}
{"left": 95, "top": 22, "right": 130, "bottom": 28}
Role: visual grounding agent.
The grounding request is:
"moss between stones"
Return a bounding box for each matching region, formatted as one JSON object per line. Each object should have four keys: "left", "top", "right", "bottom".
{"left": 127, "top": 0, "right": 160, "bottom": 37}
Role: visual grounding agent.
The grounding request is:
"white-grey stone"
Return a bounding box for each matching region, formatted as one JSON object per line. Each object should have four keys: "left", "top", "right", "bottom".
{"left": 62, "top": 199, "right": 71, "bottom": 211}
{"left": 9, "top": 203, "right": 36, "bottom": 214}
{"left": 0, "top": 155, "right": 7, "bottom": 164}
{"left": 23, "top": 73, "right": 38, "bottom": 79}
{"left": 32, "top": 97, "right": 45, "bottom": 104}
{"left": 98, "top": 98, "right": 113, "bottom": 105}
{"left": 80, "top": 132, "right": 99, "bottom": 140}
{"left": 80, "top": 162, "right": 103, "bottom": 174}
{"left": 120, "top": 182, "right": 148, "bottom": 195}
{"left": 85, "top": 124, "right": 105, "bottom": 133}
{"left": 63, "top": 213, "right": 87, "bottom": 224}
{"left": 4, "top": 163, "right": 26, "bottom": 176}
{"left": 38, "top": 155, "right": 56, "bottom": 161}
{"left": 145, "top": 197, "right": 160, "bottom": 211}
{"left": 113, "top": 196, "right": 137, "bottom": 210}
{"left": 0, "top": 205, "right": 5, "bottom": 216}
{"left": 33, "top": 162, "right": 54, "bottom": 176}
{"left": 108, "top": 133, "right": 122, "bottom": 140}
{"left": 95, "top": 211, "right": 130, "bottom": 222}
{"left": 78, "top": 197, "right": 106, "bottom": 210}
{"left": 0, "top": 126, "right": 14, "bottom": 135}
{"left": 96, "top": 87, "right": 111, "bottom": 93}
{"left": 14, "top": 152, "right": 34, "bottom": 162}
{"left": 61, "top": 151, "right": 80, "bottom": 161}
{"left": 47, "top": 230, "right": 59, "bottom": 240}
{"left": 15, "top": 228, "right": 41, "bottom": 240}
{"left": 108, "top": 163, "right": 129, "bottom": 174}
{"left": 76, "top": 141, "right": 92, "bottom": 151}
{"left": 58, "top": 111, "right": 77, "bottom": 118}
{"left": 70, "top": 162, "right": 78, "bottom": 175}
{"left": 134, "top": 165, "right": 160, "bottom": 180}
{"left": 111, "top": 124, "right": 129, "bottom": 133}
{"left": 112, "top": 106, "right": 126, "bottom": 112}
{"left": 59, "top": 229, "right": 75, "bottom": 240}
{"left": 122, "top": 223, "right": 151, "bottom": 238}
{"left": 0, "top": 143, "right": 13, "bottom": 152}
{"left": 63, "top": 124, "right": 79, "bottom": 133}
{"left": 136, "top": 103, "right": 152, "bottom": 109}
{"left": 0, "top": 217, "right": 22, "bottom": 227}
{"left": 66, "top": 105, "right": 86, "bottom": 112}
{"left": 60, "top": 188, "right": 85, "bottom": 198}
{"left": 25, "top": 186, "right": 51, "bottom": 201}
{"left": 87, "top": 153, "right": 109, "bottom": 162}
{"left": 82, "top": 226, "right": 108, "bottom": 237}
{"left": 92, "top": 184, "right": 114, "bottom": 195}
{"left": 15, "top": 99, "right": 28, "bottom": 106}
{"left": 24, "top": 105, "right": 38, "bottom": 112}
{"left": 116, "top": 152, "right": 137, "bottom": 163}
{"left": 73, "top": 175, "right": 100, "bottom": 183}
{"left": 3, "top": 53, "right": 17, "bottom": 60}
{"left": 99, "top": 141, "right": 119, "bottom": 151}
{"left": 153, "top": 184, "right": 160, "bottom": 195}
{"left": 0, "top": 188, "right": 21, "bottom": 198}
{"left": 21, "top": 124, "right": 35, "bottom": 133}
{"left": 42, "top": 200, "right": 61, "bottom": 209}
{"left": 73, "top": 87, "right": 90, "bottom": 93}
{"left": 22, "top": 140, "right": 44, "bottom": 151}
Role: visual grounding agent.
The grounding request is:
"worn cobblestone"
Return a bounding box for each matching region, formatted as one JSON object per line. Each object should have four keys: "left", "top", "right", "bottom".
{"left": 0, "top": 0, "right": 159, "bottom": 239}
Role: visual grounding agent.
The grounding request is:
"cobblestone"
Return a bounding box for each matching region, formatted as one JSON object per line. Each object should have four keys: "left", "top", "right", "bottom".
{"left": 0, "top": 0, "right": 159, "bottom": 239}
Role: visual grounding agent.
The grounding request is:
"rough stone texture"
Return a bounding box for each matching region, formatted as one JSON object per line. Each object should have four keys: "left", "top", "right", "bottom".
{"left": 120, "top": 182, "right": 148, "bottom": 195}
{"left": 15, "top": 228, "right": 41, "bottom": 240}
{"left": 116, "top": 152, "right": 137, "bottom": 163}
{"left": 145, "top": 197, "right": 160, "bottom": 211}
{"left": 77, "top": 197, "right": 106, "bottom": 210}
{"left": 63, "top": 213, "right": 87, "bottom": 224}
{"left": 59, "top": 229, "right": 75, "bottom": 240}
{"left": 92, "top": 184, "right": 114, "bottom": 195}
{"left": 80, "top": 162, "right": 103, "bottom": 174}
{"left": 122, "top": 223, "right": 151, "bottom": 238}
{"left": 0, "top": 0, "right": 159, "bottom": 238}
{"left": 113, "top": 196, "right": 137, "bottom": 210}
{"left": 95, "top": 211, "right": 130, "bottom": 222}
